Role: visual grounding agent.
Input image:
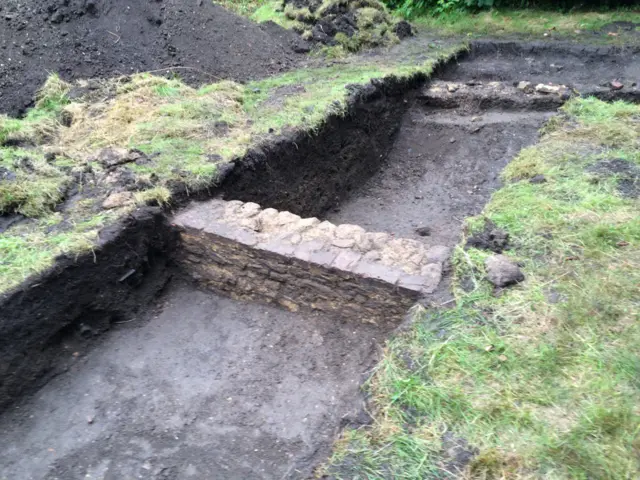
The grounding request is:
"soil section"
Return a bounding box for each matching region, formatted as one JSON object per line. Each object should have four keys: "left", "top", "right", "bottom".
{"left": 1, "top": 40, "right": 639, "bottom": 480}
{"left": 0, "top": 69, "right": 428, "bottom": 415}
{"left": 0, "top": 0, "right": 308, "bottom": 116}
{"left": 0, "top": 208, "right": 175, "bottom": 411}
{"left": 327, "top": 41, "right": 640, "bottom": 246}
{"left": 0, "top": 282, "right": 384, "bottom": 480}
{"left": 218, "top": 80, "right": 415, "bottom": 218}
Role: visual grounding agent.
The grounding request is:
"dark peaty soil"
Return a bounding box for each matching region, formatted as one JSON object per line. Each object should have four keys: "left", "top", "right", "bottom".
{"left": 0, "top": 0, "right": 308, "bottom": 116}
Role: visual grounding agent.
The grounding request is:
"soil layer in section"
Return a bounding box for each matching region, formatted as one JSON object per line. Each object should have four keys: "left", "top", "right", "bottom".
{"left": 1, "top": 41, "right": 639, "bottom": 480}
{"left": 327, "top": 107, "right": 551, "bottom": 246}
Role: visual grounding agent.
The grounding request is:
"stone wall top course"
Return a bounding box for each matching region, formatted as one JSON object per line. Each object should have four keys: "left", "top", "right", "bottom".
{"left": 173, "top": 199, "right": 451, "bottom": 295}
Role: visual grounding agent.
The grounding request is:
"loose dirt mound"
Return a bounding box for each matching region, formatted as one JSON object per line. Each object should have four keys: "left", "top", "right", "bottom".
{"left": 0, "top": 0, "right": 306, "bottom": 116}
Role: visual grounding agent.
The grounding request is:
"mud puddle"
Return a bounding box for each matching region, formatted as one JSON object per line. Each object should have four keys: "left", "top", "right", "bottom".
{"left": 0, "top": 282, "right": 383, "bottom": 480}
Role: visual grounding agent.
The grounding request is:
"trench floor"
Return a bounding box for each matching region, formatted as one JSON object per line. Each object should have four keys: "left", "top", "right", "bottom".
{"left": 0, "top": 283, "right": 384, "bottom": 480}
{"left": 327, "top": 108, "right": 552, "bottom": 246}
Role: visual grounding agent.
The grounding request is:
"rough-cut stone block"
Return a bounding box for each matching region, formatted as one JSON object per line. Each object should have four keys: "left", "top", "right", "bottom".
{"left": 363, "top": 251, "right": 381, "bottom": 262}
{"left": 426, "top": 245, "right": 451, "bottom": 265}
{"left": 224, "top": 200, "right": 244, "bottom": 217}
{"left": 398, "top": 274, "right": 429, "bottom": 294}
{"left": 240, "top": 217, "right": 261, "bottom": 231}
{"left": 420, "top": 263, "right": 443, "bottom": 294}
{"left": 485, "top": 255, "right": 525, "bottom": 287}
{"left": 335, "top": 224, "right": 366, "bottom": 239}
{"left": 294, "top": 240, "right": 327, "bottom": 262}
{"left": 367, "top": 232, "right": 390, "bottom": 249}
{"left": 332, "top": 237, "right": 356, "bottom": 249}
{"left": 308, "top": 249, "right": 338, "bottom": 268}
{"left": 316, "top": 221, "right": 336, "bottom": 236}
{"left": 239, "top": 202, "right": 261, "bottom": 218}
{"left": 257, "top": 207, "right": 279, "bottom": 226}
{"left": 332, "top": 250, "right": 362, "bottom": 271}
{"left": 353, "top": 262, "right": 402, "bottom": 285}
{"left": 259, "top": 240, "right": 296, "bottom": 257}
{"left": 276, "top": 211, "right": 301, "bottom": 226}
{"left": 297, "top": 217, "right": 321, "bottom": 231}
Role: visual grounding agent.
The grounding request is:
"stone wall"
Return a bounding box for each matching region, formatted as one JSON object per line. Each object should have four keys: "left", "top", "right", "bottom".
{"left": 173, "top": 199, "right": 450, "bottom": 325}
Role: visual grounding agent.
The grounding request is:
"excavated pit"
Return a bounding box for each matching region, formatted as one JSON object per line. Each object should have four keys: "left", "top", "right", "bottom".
{"left": 1, "top": 42, "right": 639, "bottom": 480}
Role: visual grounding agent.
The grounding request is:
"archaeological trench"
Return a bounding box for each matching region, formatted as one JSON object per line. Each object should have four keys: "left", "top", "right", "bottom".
{"left": 1, "top": 42, "right": 639, "bottom": 479}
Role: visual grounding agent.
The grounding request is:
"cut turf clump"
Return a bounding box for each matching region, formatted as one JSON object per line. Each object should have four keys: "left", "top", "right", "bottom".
{"left": 58, "top": 75, "right": 249, "bottom": 191}
{"left": 279, "top": 0, "right": 412, "bottom": 52}
{"left": 323, "top": 97, "right": 640, "bottom": 479}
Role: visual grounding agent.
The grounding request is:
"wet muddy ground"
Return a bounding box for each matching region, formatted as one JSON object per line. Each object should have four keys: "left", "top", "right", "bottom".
{"left": 0, "top": 283, "right": 383, "bottom": 480}
{"left": 329, "top": 41, "right": 639, "bottom": 246}
{"left": 439, "top": 41, "right": 640, "bottom": 89}
{"left": 0, "top": 0, "right": 308, "bottom": 116}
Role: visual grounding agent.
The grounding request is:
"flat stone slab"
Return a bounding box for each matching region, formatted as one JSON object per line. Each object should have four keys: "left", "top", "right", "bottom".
{"left": 172, "top": 199, "right": 449, "bottom": 323}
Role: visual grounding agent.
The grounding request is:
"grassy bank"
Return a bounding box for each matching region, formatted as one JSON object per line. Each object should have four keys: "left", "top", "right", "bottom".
{"left": 412, "top": 9, "right": 640, "bottom": 43}
{"left": 323, "top": 97, "right": 640, "bottom": 479}
{"left": 0, "top": 43, "right": 462, "bottom": 295}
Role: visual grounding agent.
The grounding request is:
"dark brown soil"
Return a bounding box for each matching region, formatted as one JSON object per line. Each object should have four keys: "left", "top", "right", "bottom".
{"left": 587, "top": 158, "right": 640, "bottom": 198}
{"left": 326, "top": 41, "right": 640, "bottom": 248}
{"left": 0, "top": 0, "right": 308, "bottom": 116}
{"left": 2, "top": 40, "right": 640, "bottom": 480}
{"left": 0, "top": 208, "right": 176, "bottom": 411}
{"left": 439, "top": 40, "right": 640, "bottom": 90}
{"left": 218, "top": 78, "right": 420, "bottom": 218}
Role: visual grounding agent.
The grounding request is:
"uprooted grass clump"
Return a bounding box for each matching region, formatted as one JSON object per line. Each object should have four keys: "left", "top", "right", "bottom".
{"left": 254, "top": 0, "right": 411, "bottom": 53}
{"left": 323, "top": 97, "right": 640, "bottom": 479}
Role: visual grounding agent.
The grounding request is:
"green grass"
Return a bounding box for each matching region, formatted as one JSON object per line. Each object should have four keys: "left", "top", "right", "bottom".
{"left": 0, "top": 210, "right": 122, "bottom": 294}
{"left": 244, "top": 44, "right": 460, "bottom": 133}
{"left": 217, "top": 0, "right": 640, "bottom": 45}
{"left": 323, "top": 97, "right": 640, "bottom": 479}
{"left": 411, "top": 8, "right": 640, "bottom": 43}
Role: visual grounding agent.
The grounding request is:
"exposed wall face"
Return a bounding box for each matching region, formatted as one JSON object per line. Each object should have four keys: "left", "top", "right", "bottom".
{"left": 173, "top": 200, "right": 450, "bottom": 326}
